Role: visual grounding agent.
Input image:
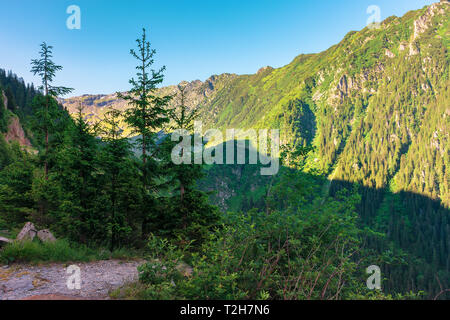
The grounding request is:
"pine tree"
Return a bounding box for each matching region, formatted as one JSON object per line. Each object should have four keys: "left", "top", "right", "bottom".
{"left": 118, "top": 28, "right": 172, "bottom": 166}
{"left": 118, "top": 28, "right": 173, "bottom": 239}
{"left": 98, "top": 108, "right": 140, "bottom": 249}
{"left": 55, "top": 104, "right": 99, "bottom": 242}
{"left": 31, "top": 42, "right": 73, "bottom": 179}
{"left": 169, "top": 84, "right": 199, "bottom": 201}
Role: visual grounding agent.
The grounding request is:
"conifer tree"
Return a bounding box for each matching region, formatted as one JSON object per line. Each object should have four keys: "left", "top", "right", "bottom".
{"left": 118, "top": 28, "right": 173, "bottom": 238}
{"left": 169, "top": 84, "right": 199, "bottom": 201}
{"left": 98, "top": 108, "right": 140, "bottom": 249}
{"left": 118, "top": 28, "right": 172, "bottom": 166}
{"left": 56, "top": 104, "right": 99, "bottom": 242}
{"left": 159, "top": 85, "right": 219, "bottom": 245}
{"left": 30, "top": 42, "right": 73, "bottom": 179}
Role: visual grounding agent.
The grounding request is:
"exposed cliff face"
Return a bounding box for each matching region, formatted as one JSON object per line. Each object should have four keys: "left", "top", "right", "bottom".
{"left": 4, "top": 116, "right": 32, "bottom": 147}
{"left": 1, "top": 89, "right": 32, "bottom": 148}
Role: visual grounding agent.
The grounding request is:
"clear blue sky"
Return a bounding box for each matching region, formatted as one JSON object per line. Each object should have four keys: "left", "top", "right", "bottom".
{"left": 0, "top": 0, "right": 435, "bottom": 97}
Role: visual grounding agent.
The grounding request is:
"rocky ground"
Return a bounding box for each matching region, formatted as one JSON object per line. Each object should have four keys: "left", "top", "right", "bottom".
{"left": 0, "top": 260, "right": 144, "bottom": 300}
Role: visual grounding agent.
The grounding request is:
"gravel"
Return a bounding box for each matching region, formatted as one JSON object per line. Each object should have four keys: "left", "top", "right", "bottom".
{"left": 0, "top": 260, "right": 144, "bottom": 300}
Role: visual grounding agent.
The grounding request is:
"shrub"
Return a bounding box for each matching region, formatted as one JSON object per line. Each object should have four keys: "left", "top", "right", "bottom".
{"left": 0, "top": 239, "right": 120, "bottom": 264}
{"left": 137, "top": 203, "right": 367, "bottom": 300}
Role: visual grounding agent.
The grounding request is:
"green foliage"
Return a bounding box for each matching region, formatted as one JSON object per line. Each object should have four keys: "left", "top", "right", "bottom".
{"left": 30, "top": 42, "right": 73, "bottom": 97}
{"left": 0, "top": 240, "right": 100, "bottom": 264}
{"left": 0, "top": 4, "right": 448, "bottom": 300}
{"left": 136, "top": 198, "right": 370, "bottom": 300}
{"left": 118, "top": 28, "right": 172, "bottom": 163}
{"left": 0, "top": 239, "right": 140, "bottom": 264}
{"left": 0, "top": 35, "right": 219, "bottom": 255}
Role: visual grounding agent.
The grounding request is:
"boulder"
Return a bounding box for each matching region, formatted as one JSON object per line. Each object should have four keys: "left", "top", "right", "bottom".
{"left": 16, "top": 222, "right": 37, "bottom": 241}
{"left": 37, "top": 229, "right": 56, "bottom": 242}
{"left": 0, "top": 236, "right": 12, "bottom": 246}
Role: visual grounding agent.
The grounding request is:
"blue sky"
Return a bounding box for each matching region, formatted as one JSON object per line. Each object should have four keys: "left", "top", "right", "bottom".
{"left": 0, "top": 0, "right": 435, "bottom": 96}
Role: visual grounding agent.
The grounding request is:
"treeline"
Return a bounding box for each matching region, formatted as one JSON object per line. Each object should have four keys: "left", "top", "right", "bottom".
{"left": 0, "top": 33, "right": 218, "bottom": 251}
{"left": 0, "top": 31, "right": 387, "bottom": 300}
{"left": 0, "top": 26, "right": 446, "bottom": 300}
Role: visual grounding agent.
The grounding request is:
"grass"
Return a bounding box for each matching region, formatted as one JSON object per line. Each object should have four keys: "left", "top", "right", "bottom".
{"left": 109, "top": 282, "right": 148, "bottom": 300}
{"left": 0, "top": 239, "right": 141, "bottom": 264}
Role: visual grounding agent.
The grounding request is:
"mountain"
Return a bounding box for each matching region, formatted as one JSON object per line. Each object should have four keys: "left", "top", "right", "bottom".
{"left": 60, "top": 73, "right": 237, "bottom": 135}
{"left": 62, "top": 1, "right": 449, "bottom": 207}
{"left": 60, "top": 2, "right": 449, "bottom": 298}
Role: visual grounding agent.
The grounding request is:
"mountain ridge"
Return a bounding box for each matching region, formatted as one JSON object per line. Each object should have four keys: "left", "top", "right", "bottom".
{"left": 61, "top": 1, "right": 449, "bottom": 207}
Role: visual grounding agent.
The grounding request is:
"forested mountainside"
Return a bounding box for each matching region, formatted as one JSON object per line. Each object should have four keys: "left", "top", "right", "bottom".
{"left": 60, "top": 2, "right": 449, "bottom": 298}
{"left": 63, "top": 2, "right": 449, "bottom": 207}
{"left": 0, "top": 1, "right": 448, "bottom": 300}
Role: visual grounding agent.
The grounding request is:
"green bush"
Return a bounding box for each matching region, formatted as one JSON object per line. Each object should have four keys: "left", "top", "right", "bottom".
{"left": 136, "top": 201, "right": 370, "bottom": 300}
{"left": 0, "top": 239, "right": 136, "bottom": 264}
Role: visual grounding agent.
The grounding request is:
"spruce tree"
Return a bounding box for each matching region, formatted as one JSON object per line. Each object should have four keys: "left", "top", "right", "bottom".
{"left": 56, "top": 104, "right": 99, "bottom": 242}
{"left": 30, "top": 42, "right": 73, "bottom": 179}
{"left": 159, "top": 85, "right": 219, "bottom": 246}
{"left": 98, "top": 108, "right": 140, "bottom": 249}
{"left": 118, "top": 28, "right": 172, "bottom": 238}
{"left": 118, "top": 28, "right": 172, "bottom": 166}
{"left": 168, "top": 84, "right": 199, "bottom": 201}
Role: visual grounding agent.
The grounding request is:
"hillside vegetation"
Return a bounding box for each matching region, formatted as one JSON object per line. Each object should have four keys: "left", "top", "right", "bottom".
{"left": 0, "top": 2, "right": 448, "bottom": 300}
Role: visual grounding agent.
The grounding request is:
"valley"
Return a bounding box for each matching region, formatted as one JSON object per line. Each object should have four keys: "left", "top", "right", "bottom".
{"left": 0, "top": 1, "right": 448, "bottom": 301}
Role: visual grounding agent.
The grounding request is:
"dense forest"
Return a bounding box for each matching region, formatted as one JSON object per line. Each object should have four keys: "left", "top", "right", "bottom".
{"left": 0, "top": 1, "right": 449, "bottom": 300}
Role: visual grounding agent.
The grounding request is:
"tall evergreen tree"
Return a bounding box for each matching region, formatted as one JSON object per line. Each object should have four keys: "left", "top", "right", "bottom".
{"left": 118, "top": 28, "right": 173, "bottom": 238}
{"left": 30, "top": 42, "right": 73, "bottom": 179}
{"left": 168, "top": 84, "right": 199, "bottom": 201}
{"left": 54, "top": 104, "right": 99, "bottom": 242}
{"left": 118, "top": 28, "right": 172, "bottom": 166}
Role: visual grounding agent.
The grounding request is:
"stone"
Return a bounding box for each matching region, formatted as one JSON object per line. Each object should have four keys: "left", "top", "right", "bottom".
{"left": 16, "top": 222, "right": 37, "bottom": 241}
{"left": 0, "top": 236, "right": 12, "bottom": 246}
{"left": 37, "top": 229, "right": 56, "bottom": 243}
{"left": 4, "top": 117, "right": 32, "bottom": 147}
{"left": 3, "top": 276, "right": 35, "bottom": 292}
{"left": 1, "top": 90, "right": 7, "bottom": 110}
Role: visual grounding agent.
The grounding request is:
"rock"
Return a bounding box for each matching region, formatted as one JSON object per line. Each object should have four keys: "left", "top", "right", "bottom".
{"left": 385, "top": 49, "right": 395, "bottom": 58}
{"left": 16, "top": 222, "right": 37, "bottom": 242}
{"left": 3, "top": 276, "right": 35, "bottom": 292}
{"left": 5, "top": 117, "right": 32, "bottom": 148}
{"left": 1, "top": 90, "right": 7, "bottom": 110}
{"left": 0, "top": 236, "right": 12, "bottom": 246}
{"left": 22, "top": 294, "right": 88, "bottom": 300}
{"left": 37, "top": 230, "right": 56, "bottom": 243}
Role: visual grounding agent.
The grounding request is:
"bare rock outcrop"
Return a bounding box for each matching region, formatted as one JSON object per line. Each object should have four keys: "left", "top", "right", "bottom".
{"left": 4, "top": 117, "right": 32, "bottom": 147}
{"left": 16, "top": 222, "right": 38, "bottom": 242}
{"left": 37, "top": 230, "right": 56, "bottom": 243}
{"left": 413, "top": 1, "right": 448, "bottom": 40}
{"left": 1, "top": 91, "right": 7, "bottom": 110}
{"left": 0, "top": 236, "right": 12, "bottom": 246}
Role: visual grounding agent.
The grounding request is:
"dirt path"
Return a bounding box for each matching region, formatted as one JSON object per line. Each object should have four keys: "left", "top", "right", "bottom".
{"left": 0, "top": 260, "right": 144, "bottom": 300}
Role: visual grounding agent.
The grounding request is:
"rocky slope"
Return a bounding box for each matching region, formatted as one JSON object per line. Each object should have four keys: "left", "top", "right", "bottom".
{"left": 60, "top": 73, "right": 237, "bottom": 126}
{"left": 0, "top": 89, "right": 32, "bottom": 148}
